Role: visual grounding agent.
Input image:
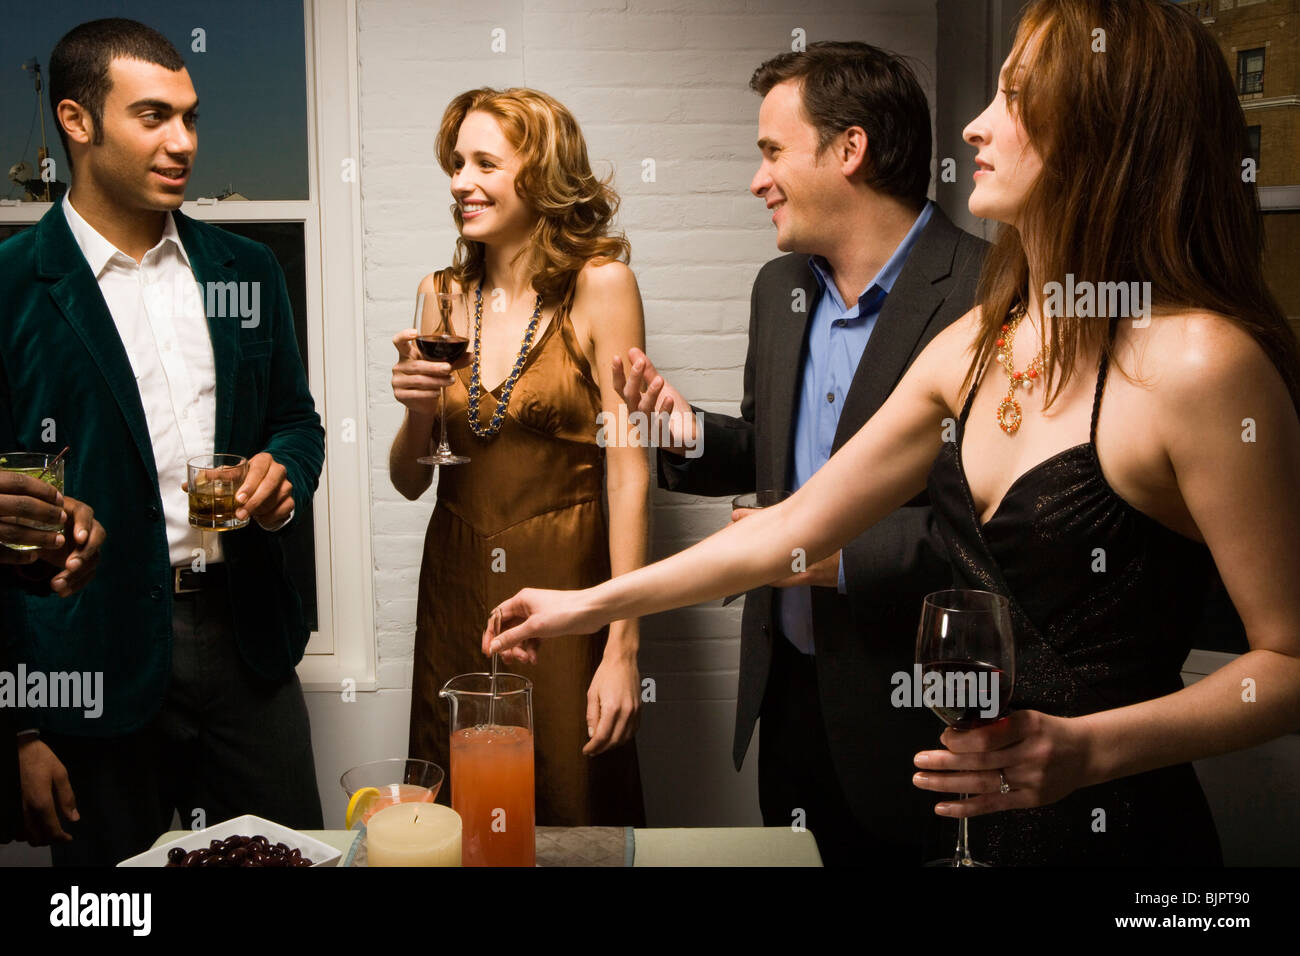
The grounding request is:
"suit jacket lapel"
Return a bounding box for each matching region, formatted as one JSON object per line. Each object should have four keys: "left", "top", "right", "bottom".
{"left": 35, "top": 206, "right": 160, "bottom": 492}
{"left": 174, "top": 212, "right": 238, "bottom": 455}
{"left": 767, "top": 259, "right": 818, "bottom": 490}
{"left": 832, "top": 209, "right": 960, "bottom": 452}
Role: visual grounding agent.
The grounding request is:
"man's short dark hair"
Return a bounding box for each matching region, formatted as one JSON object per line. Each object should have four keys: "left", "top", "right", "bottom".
{"left": 49, "top": 18, "right": 186, "bottom": 171}
{"left": 750, "top": 41, "right": 932, "bottom": 208}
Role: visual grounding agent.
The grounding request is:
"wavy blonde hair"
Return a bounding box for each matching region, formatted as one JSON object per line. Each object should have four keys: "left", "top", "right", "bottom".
{"left": 435, "top": 87, "right": 630, "bottom": 304}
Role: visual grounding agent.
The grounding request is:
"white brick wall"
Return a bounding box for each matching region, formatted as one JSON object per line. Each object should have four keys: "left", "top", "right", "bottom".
{"left": 354, "top": 0, "right": 937, "bottom": 825}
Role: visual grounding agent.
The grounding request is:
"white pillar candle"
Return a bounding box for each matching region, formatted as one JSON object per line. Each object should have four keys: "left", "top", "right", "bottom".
{"left": 366, "top": 802, "right": 462, "bottom": 867}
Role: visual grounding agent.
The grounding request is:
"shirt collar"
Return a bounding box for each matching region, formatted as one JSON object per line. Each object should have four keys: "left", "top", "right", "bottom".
{"left": 62, "top": 193, "right": 192, "bottom": 277}
{"left": 807, "top": 199, "right": 935, "bottom": 313}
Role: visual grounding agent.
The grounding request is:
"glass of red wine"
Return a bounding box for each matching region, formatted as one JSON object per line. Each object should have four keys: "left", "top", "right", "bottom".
{"left": 415, "top": 289, "right": 470, "bottom": 466}
{"left": 914, "top": 589, "right": 1015, "bottom": 867}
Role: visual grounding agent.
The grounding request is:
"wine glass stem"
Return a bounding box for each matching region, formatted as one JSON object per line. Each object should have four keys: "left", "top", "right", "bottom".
{"left": 955, "top": 795, "right": 973, "bottom": 866}
{"left": 437, "top": 386, "right": 451, "bottom": 455}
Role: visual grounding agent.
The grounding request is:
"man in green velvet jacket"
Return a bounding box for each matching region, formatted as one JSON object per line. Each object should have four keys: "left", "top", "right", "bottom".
{"left": 0, "top": 18, "right": 325, "bottom": 864}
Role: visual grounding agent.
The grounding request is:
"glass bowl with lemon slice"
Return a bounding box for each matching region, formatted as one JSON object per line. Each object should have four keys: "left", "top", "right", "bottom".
{"left": 340, "top": 758, "right": 445, "bottom": 829}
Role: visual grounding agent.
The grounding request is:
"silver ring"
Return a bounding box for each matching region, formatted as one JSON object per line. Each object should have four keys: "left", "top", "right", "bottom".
{"left": 998, "top": 770, "right": 1011, "bottom": 794}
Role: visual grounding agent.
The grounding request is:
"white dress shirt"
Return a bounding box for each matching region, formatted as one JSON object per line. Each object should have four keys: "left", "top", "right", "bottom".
{"left": 62, "top": 194, "right": 224, "bottom": 567}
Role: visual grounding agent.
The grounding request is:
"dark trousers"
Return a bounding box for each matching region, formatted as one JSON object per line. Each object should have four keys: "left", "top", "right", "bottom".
{"left": 46, "top": 582, "right": 322, "bottom": 866}
{"left": 758, "top": 630, "right": 918, "bottom": 867}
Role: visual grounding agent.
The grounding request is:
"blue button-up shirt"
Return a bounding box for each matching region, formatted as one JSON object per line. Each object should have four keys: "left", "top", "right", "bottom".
{"left": 777, "top": 200, "right": 934, "bottom": 654}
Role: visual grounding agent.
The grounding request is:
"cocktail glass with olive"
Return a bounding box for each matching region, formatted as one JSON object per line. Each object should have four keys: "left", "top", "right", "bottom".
{"left": 0, "top": 451, "right": 66, "bottom": 551}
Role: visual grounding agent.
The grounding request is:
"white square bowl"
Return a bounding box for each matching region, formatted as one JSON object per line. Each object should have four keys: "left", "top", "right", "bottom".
{"left": 116, "top": 814, "right": 342, "bottom": 868}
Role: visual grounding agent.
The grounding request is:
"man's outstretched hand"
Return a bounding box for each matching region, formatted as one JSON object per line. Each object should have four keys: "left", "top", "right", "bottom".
{"left": 611, "top": 348, "right": 697, "bottom": 456}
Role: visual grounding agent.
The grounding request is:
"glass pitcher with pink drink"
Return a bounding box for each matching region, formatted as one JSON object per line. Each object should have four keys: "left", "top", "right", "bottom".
{"left": 438, "top": 673, "right": 535, "bottom": 866}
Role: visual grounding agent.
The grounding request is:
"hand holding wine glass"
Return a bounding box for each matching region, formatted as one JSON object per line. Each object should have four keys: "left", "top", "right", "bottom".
{"left": 913, "top": 705, "right": 1099, "bottom": 820}
{"left": 913, "top": 589, "right": 1015, "bottom": 867}
{"left": 388, "top": 286, "right": 471, "bottom": 465}
{"left": 415, "top": 287, "right": 471, "bottom": 466}
{"left": 391, "top": 331, "right": 461, "bottom": 417}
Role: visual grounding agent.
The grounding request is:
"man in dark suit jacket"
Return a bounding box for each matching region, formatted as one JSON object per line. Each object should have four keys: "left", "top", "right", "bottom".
{"left": 0, "top": 18, "right": 324, "bottom": 864}
{"left": 619, "top": 43, "right": 987, "bottom": 864}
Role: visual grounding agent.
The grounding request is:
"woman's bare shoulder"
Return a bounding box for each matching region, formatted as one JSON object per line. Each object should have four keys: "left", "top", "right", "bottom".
{"left": 1125, "top": 310, "right": 1284, "bottom": 400}
{"left": 415, "top": 271, "right": 463, "bottom": 297}
{"left": 572, "top": 259, "right": 643, "bottom": 345}
{"left": 574, "top": 257, "right": 637, "bottom": 295}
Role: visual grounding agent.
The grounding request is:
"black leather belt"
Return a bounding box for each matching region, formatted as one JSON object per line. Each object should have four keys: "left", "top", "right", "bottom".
{"left": 173, "top": 563, "right": 228, "bottom": 596}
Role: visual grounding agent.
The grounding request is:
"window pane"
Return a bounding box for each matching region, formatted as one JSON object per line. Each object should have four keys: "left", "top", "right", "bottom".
{"left": 216, "top": 221, "right": 317, "bottom": 631}
{"left": 0, "top": 0, "right": 307, "bottom": 201}
{"left": 1237, "top": 48, "right": 1265, "bottom": 94}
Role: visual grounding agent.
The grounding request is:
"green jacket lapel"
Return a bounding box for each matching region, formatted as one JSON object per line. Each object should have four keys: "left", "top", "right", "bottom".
{"left": 34, "top": 205, "right": 159, "bottom": 492}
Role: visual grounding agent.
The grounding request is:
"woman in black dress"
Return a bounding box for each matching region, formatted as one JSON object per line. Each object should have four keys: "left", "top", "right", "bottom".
{"left": 482, "top": 0, "right": 1300, "bottom": 864}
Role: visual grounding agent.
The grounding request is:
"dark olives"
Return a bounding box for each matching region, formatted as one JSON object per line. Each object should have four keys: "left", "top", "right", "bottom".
{"left": 165, "top": 833, "right": 314, "bottom": 867}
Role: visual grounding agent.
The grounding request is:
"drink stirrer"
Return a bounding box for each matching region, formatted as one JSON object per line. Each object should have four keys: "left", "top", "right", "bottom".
{"left": 37, "top": 446, "right": 70, "bottom": 482}
{"left": 489, "top": 609, "right": 500, "bottom": 726}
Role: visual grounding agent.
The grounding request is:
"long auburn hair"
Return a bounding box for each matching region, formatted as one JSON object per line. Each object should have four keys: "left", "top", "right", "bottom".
{"left": 435, "top": 87, "right": 630, "bottom": 304}
{"left": 966, "top": 0, "right": 1300, "bottom": 412}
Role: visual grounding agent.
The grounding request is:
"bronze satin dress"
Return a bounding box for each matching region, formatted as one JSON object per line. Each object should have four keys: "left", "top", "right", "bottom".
{"left": 408, "top": 281, "right": 646, "bottom": 827}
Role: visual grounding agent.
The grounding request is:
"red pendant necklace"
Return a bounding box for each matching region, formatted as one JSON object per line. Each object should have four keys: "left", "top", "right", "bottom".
{"left": 994, "top": 305, "right": 1047, "bottom": 436}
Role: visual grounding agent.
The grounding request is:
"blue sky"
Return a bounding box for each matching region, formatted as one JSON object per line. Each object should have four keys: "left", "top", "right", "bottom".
{"left": 1, "top": 0, "right": 307, "bottom": 200}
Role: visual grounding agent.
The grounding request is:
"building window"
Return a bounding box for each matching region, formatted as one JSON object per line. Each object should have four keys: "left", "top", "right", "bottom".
{"left": 1246, "top": 125, "right": 1261, "bottom": 169}
{"left": 1238, "top": 48, "right": 1265, "bottom": 95}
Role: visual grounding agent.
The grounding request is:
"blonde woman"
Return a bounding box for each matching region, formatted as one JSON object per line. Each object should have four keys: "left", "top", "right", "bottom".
{"left": 390, "top": 88, "right": 647, "bottom": 826}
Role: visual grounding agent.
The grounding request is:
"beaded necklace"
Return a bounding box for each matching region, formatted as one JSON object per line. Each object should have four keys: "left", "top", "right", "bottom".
{"left": 993, "top": 304, "right": 1048, "bottom": 436}
{"left": 466, "top": 281, "right": 543, "bottom": 439}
